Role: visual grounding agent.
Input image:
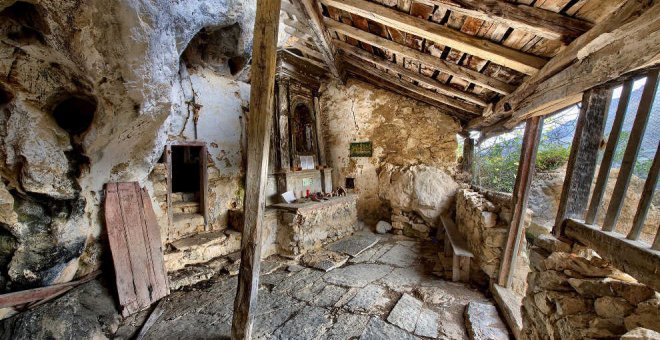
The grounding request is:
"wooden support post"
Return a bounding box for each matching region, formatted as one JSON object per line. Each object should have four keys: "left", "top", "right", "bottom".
{"left": 230, "top": 0, "right": 281, "bottom": 338}
{"left": 629, "top": 141, "right": 659, "bottom": 241}
{"left": 603, "top": 69, "right": 659, "bottom": 232}
{"left": 463, "top": 137, "right": 474, "bottom": 174}
{"left": 498, "top": 116, "right": 543, "bottom": 288}
{"left": 553, "top": 88, "right": 610, "bottom": 236}
{"left": 585, "top": 79, "right": 633, "bottom": 225}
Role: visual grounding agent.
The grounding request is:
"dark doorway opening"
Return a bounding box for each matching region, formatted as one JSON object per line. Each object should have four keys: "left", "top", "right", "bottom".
{"left": 171, "top": 145, "right": 202, "bottom": 194}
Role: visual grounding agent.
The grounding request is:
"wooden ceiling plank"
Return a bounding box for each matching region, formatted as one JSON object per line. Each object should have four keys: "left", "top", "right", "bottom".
{"left": 417, "top": 0, "right": 592, "bottom": 43}
{"left": 344, "top": 56, "right": 482, "bottom": 115}
{"left": 325, "top": 17, "right": 516, "bottom": 95}
{"left": 321, "top": 0, "right": 547, "bottom": 74}
{"left": 292, "top": 0, "right": 343, "bottom": 78}
{"left": 470, "top": 0, "right": 660, "bottom": 130}
{"left": 335, "top": 40, "right": 487, "bottom": 107}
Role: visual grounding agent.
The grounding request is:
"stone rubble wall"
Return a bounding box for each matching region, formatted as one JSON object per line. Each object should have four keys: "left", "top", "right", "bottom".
{"left": 319, "top": 79, "right": 461, "bottom": 226}
{"left": 277, "top": 196, "right": 359, "bottom": 256}
{"left": 522, "top": 235, "right": 660, "bottom": 339}
{"left": 455, "top": 188, "right": 530, "bottom": 295}
{"left": 390, "top": 209, "right": 434, "bottom": 239}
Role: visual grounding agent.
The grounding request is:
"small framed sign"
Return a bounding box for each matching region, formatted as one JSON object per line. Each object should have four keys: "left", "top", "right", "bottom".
{"left": 350, "top": 142, "right": 373, "bottom": 157}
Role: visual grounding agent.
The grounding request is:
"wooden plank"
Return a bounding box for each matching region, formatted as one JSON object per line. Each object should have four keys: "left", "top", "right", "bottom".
{"left": 291, "top": 43, "right": 325, "bottom": 61}
{"left": 138, "top": 186, "right": 169, "bottom": 298}
{"left": 345, "top": 56, "right": 482, "bottom": 116}
{"left": 336, "top": 40, "right": 488, "bottom": 106}
{"left": 498, "top": 116, "right": 542, "bottom": 288}
{"left": 603, "top": 69, "right": 659, "bottom": 232}
{"left": 321, "top": 0, "right": 547, "bottom": 74}
{"left": 200, "top": 146, "right": 209, "bottom": 228}
{"left": 230, "top": 0, "right": 281, "bottom": 338}
{"left": 325, "top": 18, "right": 516, "bottom": 95}
{"left": 628, "top": 141, "right": 659, "bottom": 242}
{"left": 104, "top": 183, "right": 140, "bottom": 316}
{"left": 585, "top": 79, "right": 632, "bottom": 225}
{"left": 117, "top": 183, "right": 152, "bottom": 309}
{"left": 418, "top": 0, "right": 593, "bottom": 43}
{"left": 0, "top": 271, "right": 100, "bottom": 309}
{"left": 440, "top": 215, "right": 474, "bottom": 258}
{"left": 564, "top": 219, "right": 660, "bottom": 292}
{"left": 472, "top": 0, "right": 660, "bottom": 130}
{"left": 292, "top": 0, "right": 342, "bottom": 78}
{"left": 553, "top": 88, "right": 610, "bottom": 236}
{"left": 165, "top": 145, "right": 173, "bottom": 228}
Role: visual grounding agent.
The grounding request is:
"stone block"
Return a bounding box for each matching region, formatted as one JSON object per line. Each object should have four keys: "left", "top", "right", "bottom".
{"left": 483, "top": 228, "right": 507, "bottom": 248}
{"left": 625, "top": 297, "right": 660, "bottom": 333}
{"left": 387, "top": 294, "right": 423, "bottom": 332}
{"left": 621, "top": 327, "right": 660, "bottom": 339}
{"left": 595, "top": 296, "right": 635, "bottom": 318}
{"left": 535, "top": 234, "right": 571, "bottom": 253}
{"left": 481, "top": 211, "right": 498, "bottom": 228}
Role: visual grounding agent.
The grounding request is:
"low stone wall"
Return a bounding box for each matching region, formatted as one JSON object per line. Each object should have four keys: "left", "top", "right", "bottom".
{"left": 522, "top": 235, "right": 659, "bottom": 339}
{"left": 455, "top": 189, "right": 530, "bottom": 295}
{"left": 390, "top": 209, "right": 434, "bottom": 239}
{"left": 277, "top": 195, "right": 358, "bottom": 255}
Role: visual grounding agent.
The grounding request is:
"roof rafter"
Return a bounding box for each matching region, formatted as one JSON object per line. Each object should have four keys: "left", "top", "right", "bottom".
{"left": 416, "top": 0, "right": 593, "bottom": 43}
{"left": 320, "top": 0, "right": 547, "bottom": 75}
{"left": 345, "top": 56, "right": 482, "bottom": 116}
{"left": 336, "top": 40, "right": 487, "bottom": 107}
{"left": 291, "top": 0, "right": 343, "bottom": 78}
{"left": 325, "top": 18, "right": 516, "bottom": 95}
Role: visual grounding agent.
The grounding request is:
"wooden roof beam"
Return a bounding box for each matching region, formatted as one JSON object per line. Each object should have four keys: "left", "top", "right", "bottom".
{"left": 345, "top": 56, "right": 482, "bottom": 116}
{"left": 336, "top": 40, "right": 487, "bottom": 107}
{"left": 469, "top": 0, "right": 660, "bottom": 130}
{"left": 417, "top": 0, "right": 593, "bottom": 43}
{"left": 325, "top": 18, "right": 516, "bottom": 95}
{"left": 321, "top": 0, "right": 547, "bottom": 75}
{"left": 291, "top": 42, "right": 325, "bottom": 61}
{"left": 292, "top": 0, "right": 343, "bottom": 78}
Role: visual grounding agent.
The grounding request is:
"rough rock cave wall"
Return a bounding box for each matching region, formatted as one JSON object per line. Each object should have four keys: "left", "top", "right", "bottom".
{"left": 319, "top": 78, "right": 462, "bottom": 226}
{"left": 0, "top": 0, "right": 256, "bottom": 292}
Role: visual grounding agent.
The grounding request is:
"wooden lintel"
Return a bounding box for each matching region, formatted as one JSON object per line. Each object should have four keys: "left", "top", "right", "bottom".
{"left": 345, "top": 56, "right": 482, "bottom": 115}
{"left": 324, "top": 17, "right": 516, "bottom": 95}
{"left": 321, "top": 0, "right": 547, "bottom": 75}
{"left": 473, "top": 0, "right": 660, "bottom": 130}
{"left": 419, "top": 0, "right": 593, "bottom": 43}
{"left": 335, "top": 40, "right": 488, "bottom": 107}
{"left": 231, "top": 0, "right": 281, "bottom": 338}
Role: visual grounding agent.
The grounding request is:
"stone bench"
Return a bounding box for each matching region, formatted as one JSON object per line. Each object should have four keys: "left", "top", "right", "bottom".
{"left": 440, "top": 215, "right": 474, "bottom": 282}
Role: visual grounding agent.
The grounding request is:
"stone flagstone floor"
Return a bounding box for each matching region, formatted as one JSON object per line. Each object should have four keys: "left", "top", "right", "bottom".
{"left": 123, "top": 231, "right": 507, "bottom": 340}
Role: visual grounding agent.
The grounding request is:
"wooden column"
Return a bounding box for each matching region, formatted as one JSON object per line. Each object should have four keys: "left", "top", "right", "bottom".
{"left": 585, "top": 79, "right": 633, "bottom": 225}
{"left": 498, "top": 116, "right": 543, "bottom": 288}
{"left": 462, "top": 137, "right": 474, "bottom": 174}
{"left": 553, "top": 87, "right": 610, "bottom": 236}
{"left": 603, "top": 69, "right": 659, "bottom": 232}
{"left": 230, "top": 0, "right": 281, "bottom": 338}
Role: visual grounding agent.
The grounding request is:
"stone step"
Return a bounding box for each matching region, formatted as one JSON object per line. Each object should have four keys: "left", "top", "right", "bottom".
{"left": 171, "top": 192, "right": 197, "bottom": 203}
{"left": 172, "top": 201, "right": 200, "bottom": 214}
{"left": 464, "top": 301, "right": 510, "bottom": 340}
{"left": 170, "top": 213, "right": 206, "bottom": 240}
{"left": 164, "top": 229, "right": 242, "bottom": 272}
{"left": 168, "top": 257, "right": 229, "bottom": 290}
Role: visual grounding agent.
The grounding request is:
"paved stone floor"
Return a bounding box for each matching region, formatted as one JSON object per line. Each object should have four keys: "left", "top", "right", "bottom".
{"left": 126, "top": 231, "right": 497, "bottom": 340}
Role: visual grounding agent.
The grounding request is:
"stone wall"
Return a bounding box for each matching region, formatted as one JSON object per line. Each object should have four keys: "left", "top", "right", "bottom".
{"left": 319, "top": 79, "right": 461, "bottom": 226}
{"left": 523, "top": 235, "right": 659, "bottom": 339}
{"left": 455, "top": 188, "right": 530, "bottom": 295}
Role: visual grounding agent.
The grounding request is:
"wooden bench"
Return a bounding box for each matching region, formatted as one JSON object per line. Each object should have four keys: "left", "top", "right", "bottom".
{"left": 440, "top": 215, "right": 474, "bottom": 282}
